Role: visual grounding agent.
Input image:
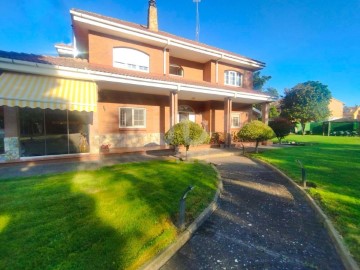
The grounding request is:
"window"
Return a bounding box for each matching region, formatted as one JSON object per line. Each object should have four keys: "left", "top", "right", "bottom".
{"left": 113, "top": 48, "right": 149, "bottom": 72}
{"left": 19, "top": 108, "right": 90, "bottom": 157}
{"left": 169, "top": 64, "right": 184, "bottom": 77}
{"left": 0, "top": 107, "right": 4, "bottom": 154}
{"left": 224, "top": 71, "right": 242, "bottom": 87}
{"left": 119, "top": 108, "right": 146, "bottom": 128}
{"left": 178, "top": 105, "right": 195, "bottom": 122}
{"left": 231, "top": 114, "right": 240, "bottom": 128}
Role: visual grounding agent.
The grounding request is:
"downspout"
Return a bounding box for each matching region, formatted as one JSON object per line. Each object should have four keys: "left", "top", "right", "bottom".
{"left": 163, "top": 39, "right": 170, "bottom": 75}
{"left": 215, "top": 54, "right": 224, "bottom": 84}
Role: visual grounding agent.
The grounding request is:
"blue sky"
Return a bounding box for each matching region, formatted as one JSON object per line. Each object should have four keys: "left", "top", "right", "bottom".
{"left": 1, "top": 0, "right": 359, "bottom": 106}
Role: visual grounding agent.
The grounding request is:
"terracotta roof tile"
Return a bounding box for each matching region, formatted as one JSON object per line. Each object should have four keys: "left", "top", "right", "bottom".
{"left": 0, "top": 50, "right": 266, "bottom": 96}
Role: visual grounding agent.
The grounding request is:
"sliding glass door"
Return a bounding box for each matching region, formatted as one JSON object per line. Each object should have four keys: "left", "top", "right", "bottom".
{"left": 19, "top": 108, "right": 90, "bottom": 157}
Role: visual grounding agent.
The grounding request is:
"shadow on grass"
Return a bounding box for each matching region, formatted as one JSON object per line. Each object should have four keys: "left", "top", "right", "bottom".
{"left": 0, "top": 160, "right": 218, "bottom": 270}
{"left": 0, "top": 175, "right": 135, "bottom": 270}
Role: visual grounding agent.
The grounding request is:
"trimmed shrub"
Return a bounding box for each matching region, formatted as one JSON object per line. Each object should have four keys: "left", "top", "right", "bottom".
{"left": 237, "top": 120, "right": 275, "bottom": 153}
{"left": 164, "top": 120, "right": 209, "bottom": 158}
{"left": 269, "top": 117, "right": 293, "bottom": 143}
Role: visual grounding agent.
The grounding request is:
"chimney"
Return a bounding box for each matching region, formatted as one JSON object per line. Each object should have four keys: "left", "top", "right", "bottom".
{"left": 148, "top": 0, "right": 158, "bottom": 32}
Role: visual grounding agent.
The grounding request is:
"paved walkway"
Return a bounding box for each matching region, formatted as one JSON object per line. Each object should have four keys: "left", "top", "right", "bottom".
{"left": 161, "top": 156, "right": 345, "bottom": 270}
{"left": 0, "top": 148, "right": 243, "bottom": 180}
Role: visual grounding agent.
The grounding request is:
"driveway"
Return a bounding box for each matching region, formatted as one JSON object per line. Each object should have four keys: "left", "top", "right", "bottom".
{"left": 161, "top": 156, "right": 344, "bottom": 269}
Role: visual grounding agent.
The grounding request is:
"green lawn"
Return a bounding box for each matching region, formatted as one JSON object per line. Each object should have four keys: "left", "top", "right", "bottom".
{"left": 254, "top": 135, "right": 360, "bottom": 263}
{"left": 0, "top": 160, "right": 218, "bottom": 270}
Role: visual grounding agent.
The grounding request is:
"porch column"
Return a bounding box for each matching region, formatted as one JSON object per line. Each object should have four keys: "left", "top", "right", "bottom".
{"left": 261, "top": 102, "right": 270, "bottom": 125}
{"left": 88, "top": 110, "right": 99, "bottom": 154}
{"left": 224, "top": 97, "right": 232, "bottom": 146}
{"left": 4, "top": 106, "right": 20, "bottom": 160}
{"left": 170, "top": 91, "right": 178, "bottom": 127}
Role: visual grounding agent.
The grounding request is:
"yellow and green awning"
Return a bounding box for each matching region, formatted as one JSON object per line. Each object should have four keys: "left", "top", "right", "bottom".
{"left": 0, "top": 72, "right": 97, "bottom": 112}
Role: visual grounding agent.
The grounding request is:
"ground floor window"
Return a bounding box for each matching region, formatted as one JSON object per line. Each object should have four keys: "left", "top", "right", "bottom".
{"left": 231, "top": 113, "right": 240, "bottom": 128}
{"left": 119, "top": 107, "right": 146, "bottom": 128}
{"left": 0, "top": 107, "right": 4, "bottom": 154}
{"left": 19, "top": 108, "right": 90, "bottom": 157}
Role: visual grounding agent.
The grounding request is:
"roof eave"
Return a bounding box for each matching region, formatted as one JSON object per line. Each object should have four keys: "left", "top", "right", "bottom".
{"left": 0, "top": 56, "right": 272, "bottom": 104}
{"left": 70, "top": 9, "right": 265, "bottom": 70}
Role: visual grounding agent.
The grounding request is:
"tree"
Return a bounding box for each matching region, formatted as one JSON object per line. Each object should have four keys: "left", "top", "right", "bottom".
{"left": 281, "top": 81, "right": 332, "bottom": 135}
{"left": 264, "top": 87, "right": 280, "bottom": 99}
{"left": 269, "top": 117, "right": 293, "bottom": 143}
{"left": 237, "top": 120, "right": 275, "bottom": 153}
{"left": 164, "top": 120, "right": 209, "bottom": 159}
{"left": 269, "top": 105, "right": 280, "bottom": 119}
{"left": 253, "top": 71, "right": 271, "bottom": 91}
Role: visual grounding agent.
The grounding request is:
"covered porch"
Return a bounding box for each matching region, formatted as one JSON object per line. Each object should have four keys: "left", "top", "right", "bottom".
{"left": 95, "top": 79, "right": 272, "bottom": 151}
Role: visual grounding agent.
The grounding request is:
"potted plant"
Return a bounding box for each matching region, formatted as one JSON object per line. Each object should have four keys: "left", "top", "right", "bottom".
{"left": 100, "top": 143, "right": 111, "bottom": 153}
{"left": 210, "top": 132, "right": 225, "bottom": 147}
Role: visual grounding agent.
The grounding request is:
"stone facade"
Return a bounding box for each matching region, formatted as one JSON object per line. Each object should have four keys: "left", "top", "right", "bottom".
{"left": 99, "top": 133, "right": 164, "bottom": 149}
{"left": 0, "top": 137, "right": 20, "bottom": 161}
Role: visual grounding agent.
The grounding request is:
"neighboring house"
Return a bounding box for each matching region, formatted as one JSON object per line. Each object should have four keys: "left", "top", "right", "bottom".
{"left": 344, "top": 106, "right": 360, "bottom": 120}
{"left": 328, "top": 98, "right": 344, "bottom": 120}
{"left": 0, "top": 1, "right": 273, "bottom": 162}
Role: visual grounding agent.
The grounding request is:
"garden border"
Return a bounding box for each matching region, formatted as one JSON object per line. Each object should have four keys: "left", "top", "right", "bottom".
{"left": 140, "top": 163, "right": 223, "bottom": 270}
{"left": 253, "top": 157, "right": 359, "bottom": 270}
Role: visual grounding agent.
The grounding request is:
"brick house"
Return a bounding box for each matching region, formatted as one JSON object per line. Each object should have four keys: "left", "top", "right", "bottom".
{"left": 0, "top": 1, "right": 273, "bottom": 162}
{"left": 328, "top": 98, "right": 344, "bottom": 120}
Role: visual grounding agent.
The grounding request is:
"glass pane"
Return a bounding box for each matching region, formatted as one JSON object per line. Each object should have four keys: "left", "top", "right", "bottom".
{"left": 45, "top": 109, "right": 68, "bottom": 155}
{"left": 225, "top": 72, "right": 229, "bottom": 84}
{"left": 68, "top": 111, "right": 90, "bottom": 154}
{"left": 19, "top": 108, "right": 46, "bottom": 157}
{"left": 230, "top": 72, "right": 235, "bottom": 85}
{"left": 0, "top": 107, "right": 4, "bottom": 154}
{"left": 133, "top": 109, "right": 144, "bottom": 126}
{"left": 120, "top": 108, "right": 133, "bottom": 127}
{"left": 125, "top": 108, "right": 133, "bottom": 127}
{"left": 232, "top": 116, "right": 240, "bottom": 127}
{"left": 120, "top": 109, "right": 126, "bottom": 126}
{"left": 236, "top": 73, "right": 240, "bottom": 86}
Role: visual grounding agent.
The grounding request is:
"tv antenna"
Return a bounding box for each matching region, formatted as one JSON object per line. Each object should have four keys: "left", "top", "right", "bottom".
{"left": 193, "top": 0, "right": 201, "bottom": 42}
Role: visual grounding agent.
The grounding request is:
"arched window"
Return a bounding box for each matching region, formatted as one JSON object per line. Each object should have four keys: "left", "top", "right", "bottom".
{"left": 169, "top": 64, "right": 184, "bottom": 77}
{"left": 224, "top": 70, "right": 242, "bottom": 87}
{"left": 113, "top": 47, "right": 149, "bottom": 72}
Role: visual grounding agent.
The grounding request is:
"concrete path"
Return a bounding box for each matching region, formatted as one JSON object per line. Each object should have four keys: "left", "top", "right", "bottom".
{"left": 161, "top": 156, "right": 345, "bottom": 270}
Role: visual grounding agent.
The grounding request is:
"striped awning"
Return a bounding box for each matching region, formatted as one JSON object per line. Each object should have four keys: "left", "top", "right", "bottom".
{"left": 0, "top": 72, "right": 97, "bottom": 112}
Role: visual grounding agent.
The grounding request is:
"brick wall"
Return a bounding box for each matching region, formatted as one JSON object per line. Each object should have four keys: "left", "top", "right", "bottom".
{"left": 169, "top": 57, "right": 204, "bottom": 82}
{"left": 218, "top": 62, "right": 253, "bottom": 89}
{"left": 88, "top": 31, "right": 165, "bottom": 74}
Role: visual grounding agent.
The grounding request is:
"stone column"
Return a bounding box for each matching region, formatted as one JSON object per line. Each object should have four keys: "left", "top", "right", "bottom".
{"left": 4, "top": 106, "right": 20, "bottom": 160}
{"left": 224, "top": 98, "right": 232, "bottom": 146}
{"left": 170, "top": 91, "right": 178, "bottom": 127}
{"left": 261, "top": 103, "right": 270, "bottom": 125}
